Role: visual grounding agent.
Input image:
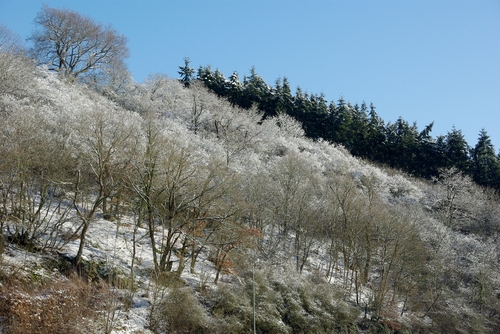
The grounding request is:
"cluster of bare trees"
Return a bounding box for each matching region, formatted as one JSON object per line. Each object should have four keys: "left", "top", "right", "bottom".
{"left": 0, "top": 49, "right": 261, "bottom": 283}
{"left": 240, "top": 157, "right": 430, "bottom": 318}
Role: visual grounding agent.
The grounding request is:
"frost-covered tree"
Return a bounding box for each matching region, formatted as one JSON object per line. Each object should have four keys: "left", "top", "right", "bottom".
{"left": 140, "top": 74, "right": 189, "bottom": 116}
{"left": 325, "top": 173, "right": 369, "bottom": 292}
{"left": 262, "top": 152, "right": 324, "bottom": 271}
{"left": 0, "top": 23, "right": 24, "bottom": 55}
{"left": 184, "top": 81, "right": 214, "bottom": 133}
{"left": 0, "top": 24, "right": 35, "bottom": 97}
{"left": 0, "top": 100, "right": 73, "bottom": 249}
{"left": 209, "top": 99, "right": 262, "bottom": 165}
{"left": 127, "top": 118, "right": 232, "bottom": 274}
{"left": 431, "top": 168, "right": 477, "bottom": 228}
{"left": 29, "top": 5, "right": 129, "bottom": 83}
{"left": 70, "top": 95, "right": 142, "bottom": 265}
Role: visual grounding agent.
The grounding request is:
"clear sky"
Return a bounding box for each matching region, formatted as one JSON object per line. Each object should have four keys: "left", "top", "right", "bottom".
{"left": 1, "top": 0, "right": 499, "bottom": 151}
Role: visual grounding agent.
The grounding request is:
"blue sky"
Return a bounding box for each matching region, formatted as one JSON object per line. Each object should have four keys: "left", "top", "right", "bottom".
{"left": 1, "top": 0, "right": 499, "bottom": 150}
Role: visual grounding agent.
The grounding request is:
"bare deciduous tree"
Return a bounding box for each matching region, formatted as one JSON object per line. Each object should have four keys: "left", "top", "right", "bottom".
{"left": 71, "top": 100, "right": 142, "bottom": 265}
{"left": 0, "top": 24, "right": 35, "bottom": 97}
{"left": 0, "top": 23, "right": 24, "bottom": 55}
{"left": 29, "top": 5, "right": 129, "bottom": 83}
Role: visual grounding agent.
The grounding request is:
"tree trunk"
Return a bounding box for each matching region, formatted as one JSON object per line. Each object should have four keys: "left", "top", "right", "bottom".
{"left": 75, "top": 220, "right": 89, "bottom": 266}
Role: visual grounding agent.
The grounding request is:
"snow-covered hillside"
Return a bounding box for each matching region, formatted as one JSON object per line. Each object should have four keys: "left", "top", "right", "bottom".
{"left": 1, "top": 63, "right": 500, "bottom": 333}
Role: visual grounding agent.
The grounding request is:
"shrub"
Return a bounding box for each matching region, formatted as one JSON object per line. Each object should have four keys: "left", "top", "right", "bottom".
{"left": 149, "top": 285, "right": 209, "bottom": 334}
{"left": 208, "top": 283, "right": 252, "bottom": 333}
{"left": 206, "top": 268, "right": 360, "bottom": 334}
{"left": 0, "top": 276, "right": 104, "bottom": 334}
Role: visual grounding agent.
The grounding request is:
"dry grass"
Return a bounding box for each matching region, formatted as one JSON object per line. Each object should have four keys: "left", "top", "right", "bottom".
{"left": 0, "top": 274, "right": 109, "bottom": 334}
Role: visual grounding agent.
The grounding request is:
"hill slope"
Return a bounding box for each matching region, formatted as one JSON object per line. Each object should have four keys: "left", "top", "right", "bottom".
{"left": 1, "top": 60, "right": 500, "bottom": 333}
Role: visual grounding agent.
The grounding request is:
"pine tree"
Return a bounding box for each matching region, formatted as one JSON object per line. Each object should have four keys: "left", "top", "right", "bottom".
{"left": 178, "top": 57, "right": 195, "bottom": 87}
{"left": 243, "top": 66, "right": 270, "bottom": 114}
{"left": 444, "top": 126, "right": 471, "bottom": 173}
{"left": 366, "top": 104, "right": 386, "bottom": 162}
{"left": 386, "top": 118, "right": 419, "bottom": 173}
{"left": 292, "top": 88, "right": 317, "bottom": 137}
{"left": 271, "top": 77, "right": 284, "bottom": 114}
{"left": 282, "top": 77, "right": 293, "bottom": 109}
{"left": 227, "top": 71, "right": 243, "bottom": 106}
{"left": 472, "top": 129, "right": 500, "bottom": 189}
{"left": 197, "top": 64, "right": 211, "bottom": 82}
{"left": 270, "top": 77, "right": 295, "bottom": 118}
{"left": 415, "top": 122, "right": 443, "bottom": 178}
{"left": 196, "top": 65, "right": 227, "bottom": 96}
{"left": 212, "top": 69, "right": 227, "bottom": 96}
{"left": 349, "top": 102, "right": 369, "bottom": 157}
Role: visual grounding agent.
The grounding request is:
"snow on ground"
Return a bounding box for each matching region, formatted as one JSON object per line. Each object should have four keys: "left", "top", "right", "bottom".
{"left": 0, "top": 187, "right": 426, "bottom": 333}
{"left": 1, "top": 213, "right": 226, "bottom": 333}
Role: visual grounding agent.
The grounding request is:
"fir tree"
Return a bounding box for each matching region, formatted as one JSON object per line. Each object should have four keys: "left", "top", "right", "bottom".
{"left": 366, "top": 104, "right": 386, "bottom": 162}
{"left": 444, "top": 126, "right": 471, "bottom": 173}
{"left": 178, "top": 57, "right": 195, "bottom": 87}
{"left": 472, "top": 129, "right": 500, "bottom": 189}
{"left": 227, "top": 71, "right": 243, "bottom": 106}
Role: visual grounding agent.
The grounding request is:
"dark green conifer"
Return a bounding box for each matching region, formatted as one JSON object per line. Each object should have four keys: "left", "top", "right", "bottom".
{"left": 178, "top": 57, "right": 195, "bottom": 87}
{"left": 472, "top": 129, "right": 500, "bottom": 189}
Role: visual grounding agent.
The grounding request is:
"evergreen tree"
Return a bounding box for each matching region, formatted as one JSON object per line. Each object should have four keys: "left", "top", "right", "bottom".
{"left": 292, "top": 87, "right": 305, "bottom": 112}
{"left": 415, "top": 122, "right": 443, "bottom": 178}
{"left": 385, "top": 118, "right": 419, "bottom": 173}
{"left": 270, "top": 77, "right": 284, "bottom": 115}
{"left": 292, "top": 88, "right": 317, "bottom": 137}
{"left": 197, "top": 65, "right": 214, "bottom": 84}
{"left": 197, "top": 65, "right": 227, "bottom": 97}
{"left": 243, "top": 66, "right": 271, "bottom": 113}
{"left": 328, "top": 96, "right": 351, "bottom": 145}
{"left": 301, "top": 93, "right": 328, "bottom": 140}
{"left": 226, "top": 71, "right": 243, "bottom": 106}
{"left": 366, "top": 104, "right": 387, "bottom": 162}
{"left": 271, "top": 77, "right": 294, "bottom": 117}
{"left": 349, "top": 102, "right": 370, "bottom": 157}
{"left": 444, "top": 126, "right": 471, "bottom": 173}
{"left": 212, "top": 68, "right": 227, "bottom": 96}
{"left": 178, "top": 57, "right": 195, "bottom": 87}
{"left": 323, "top": 101, "right": 338, "bottom": 143}
{"left": 472, "top": 129, "right": 500, "bottom": 189}
{"left": 282, "top": 77, "right": 294, "bottom": 111}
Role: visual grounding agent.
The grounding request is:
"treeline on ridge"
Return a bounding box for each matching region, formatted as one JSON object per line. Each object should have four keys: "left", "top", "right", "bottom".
{"left": 184, "top": 61, "right": 500, "bottom": 190}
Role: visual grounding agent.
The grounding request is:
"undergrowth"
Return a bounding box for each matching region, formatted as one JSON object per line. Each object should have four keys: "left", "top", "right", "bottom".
{"left": 0, "top": 274, "right": 108, "bottom": 334}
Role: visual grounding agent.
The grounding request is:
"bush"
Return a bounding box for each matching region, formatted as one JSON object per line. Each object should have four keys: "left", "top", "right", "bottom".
{"left": 149, "top": 285, "right": 209, "bottom": 334}
{"left": 0, "top": 276, "right": 103, "bottom": 334}
{"left": 208, "top": 283, "right": 252, "bottom": 334}
{"left": 273, "top": 278, "right": 358, "bottom": 334}
{"left": 206, "top": 268, "right": 360, "bottom": 334}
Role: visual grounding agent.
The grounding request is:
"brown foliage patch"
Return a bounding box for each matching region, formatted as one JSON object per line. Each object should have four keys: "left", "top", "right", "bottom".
{"left": 0, "top": 276, "right": 107, "bottom": 334}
